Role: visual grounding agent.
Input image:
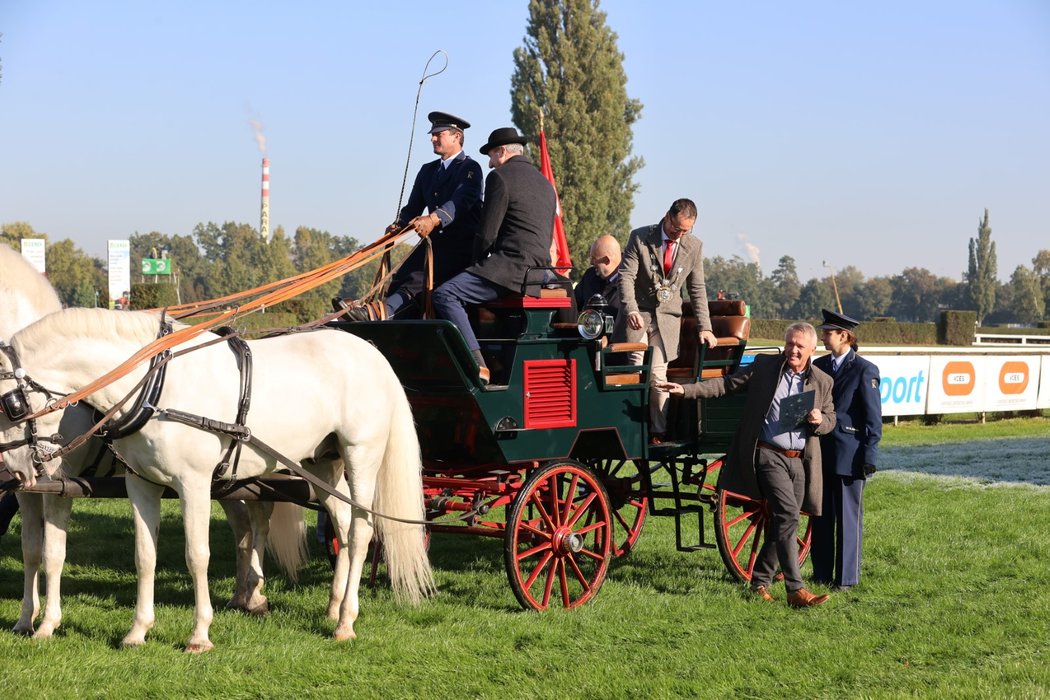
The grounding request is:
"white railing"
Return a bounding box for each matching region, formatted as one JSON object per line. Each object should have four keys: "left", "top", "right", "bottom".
{"left": 973, "top": 333, "right": 1050, "bottom": 346}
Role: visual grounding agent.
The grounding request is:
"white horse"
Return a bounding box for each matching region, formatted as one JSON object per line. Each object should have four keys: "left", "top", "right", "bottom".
{"left": 0, "top": 307, "right": 433, "bottom": 651}
{"left": 0, "top": 244, "right": 302, "bottom": 638}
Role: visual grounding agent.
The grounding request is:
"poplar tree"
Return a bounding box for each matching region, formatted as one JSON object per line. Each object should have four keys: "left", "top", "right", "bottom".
{"left": 510, "top": 0, "right": 643, "bottom": 267}
{"left": 966, "top": 209, "right": 997, "bottom": 324}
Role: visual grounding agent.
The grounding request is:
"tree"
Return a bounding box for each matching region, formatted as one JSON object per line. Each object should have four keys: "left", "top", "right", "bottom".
{"left": 704, "top": 256, "right": 773, "bottom": 316}
{"left": 795, "top": 278, "right": 836, "bottom": 320}
{"left": 966, "top": 209, "right": 997, "bottom": 324}
{"left": 769, "top": 256, "right": 801, "bottom": 319}
{"left": 1033, "top": 250, "right": 1050, "bottom": 318}
{"left": 45, "top": 239, "right": 106, "bottom": 307}
{"left": 1, "top": 221, "right": 48, "bottom": 250}
{"left": 1003, "top": 265, "right": 1045, "bottom": 325}
{"left": 852, "top": 277, "right": 893, "bottom": 320}
{"left": 511, "top": 0, "right": 644, "bottom": 267}
{"left": 889, "top": 267, "right": 939, "bottom": 322}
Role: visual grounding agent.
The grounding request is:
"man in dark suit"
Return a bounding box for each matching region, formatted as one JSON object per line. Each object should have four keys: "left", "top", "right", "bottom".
{"left": 620, "top": 199, "right": 717, "bottom": 442}
{"left": 658, "top": 323, "right": 836, "bottom": 607}
{"left": 574, "top": 234, "right": 623, "bottom": 323}
{"left": 334, "top": 111, "right": 483, "bottom": 319}
{"left": 812, "top": 309, "right": 882, "bottom": 590}
{"left": 432, "top": 127, "right": 557, "bottom": 384}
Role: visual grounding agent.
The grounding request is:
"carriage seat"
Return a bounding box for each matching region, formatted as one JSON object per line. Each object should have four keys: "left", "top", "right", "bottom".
{"left": 666, "top": 299, "right": 750, "bottom": 382}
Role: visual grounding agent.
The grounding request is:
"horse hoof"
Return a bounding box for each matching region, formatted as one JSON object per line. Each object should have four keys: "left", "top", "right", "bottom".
{"left": 333, "top": 626, "right": 357, "bottom": 642}
{"left": 120, "top": 635, "right": 146, "bottom": 648}
{"left": 12, "top": 624, "right": 34, "bottom": 637}
{"left": 185, "top": 640, "right": 214, "bottom": 654}
{"left": 246, "top": 601, "right": 270, "bottom": 617}
{"left": 31, "top": 625, "right": 55, "bottom": 639}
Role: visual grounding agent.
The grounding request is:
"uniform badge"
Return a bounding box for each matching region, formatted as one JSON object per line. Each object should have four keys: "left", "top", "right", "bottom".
{"left": 871, "top": 378, "right": 879, "bottom": 389}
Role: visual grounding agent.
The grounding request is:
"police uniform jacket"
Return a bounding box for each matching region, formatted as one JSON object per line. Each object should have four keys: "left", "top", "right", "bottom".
{"left": 468, "top": 155, "right": 556, "bottom": 293}
{"left": 680, "top": 353, "right": 836, "bottom": 516}
{"left": 393, "top": 151, "right": 483, "bottom": 290}
{"left": 619, "top": 224, "right": 711, "bottom": 362}
{"left": 813, "top": 350, "right": 882, "bottom": 478}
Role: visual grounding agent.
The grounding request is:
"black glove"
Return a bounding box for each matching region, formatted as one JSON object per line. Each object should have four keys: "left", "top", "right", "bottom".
{"left": 863, "top": 464, "right": 876, "bottom": 477}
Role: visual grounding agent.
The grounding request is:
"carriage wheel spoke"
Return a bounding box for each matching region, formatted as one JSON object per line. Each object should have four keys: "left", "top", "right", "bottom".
{"left": 558, "top": 559, "right": 571, "bottom": 608}
{"left": 566, "top": 492, "right": 598, "bottom": 528}
{"left": 566, "top": 552, "right": 593, "bottom": 592}
{"left": 525, "top": 551, "right": 556, "bottom": 592}
{"left": 562, "top": 474, "right": 581, "bottom": 522}
{"left": 731, "top": 519, "right": 759, "bottom": 558}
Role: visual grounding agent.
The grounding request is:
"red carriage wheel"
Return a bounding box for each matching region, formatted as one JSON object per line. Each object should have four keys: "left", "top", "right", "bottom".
{"left": 504, "top": 461, "right": 612, "bottom": 611}
{"left": 585, "top": 458, "right": 648, "bottom": 557}
{"left": 714, "top": 486, "right": 812, "bottom": 583}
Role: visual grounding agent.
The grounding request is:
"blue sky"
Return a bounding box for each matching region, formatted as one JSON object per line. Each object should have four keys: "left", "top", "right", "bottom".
{"left": 1, "top": 1, "right": 1047, "bottom": 282}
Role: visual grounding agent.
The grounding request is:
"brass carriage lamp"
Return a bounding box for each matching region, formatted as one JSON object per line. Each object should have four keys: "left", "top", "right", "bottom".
{"left": 577, "top": 294, "right": 614, "bottom": 340}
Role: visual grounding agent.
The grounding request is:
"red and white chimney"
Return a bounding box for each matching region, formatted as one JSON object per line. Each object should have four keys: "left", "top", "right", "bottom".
{"left": 260, "top": 157, "right": 271, "bottom": 242}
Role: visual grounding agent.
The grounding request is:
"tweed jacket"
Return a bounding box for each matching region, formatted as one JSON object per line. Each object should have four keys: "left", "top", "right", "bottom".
{"left": 813, "top": 350, "right": 882, "bottom": 478}
{"left": 392, "top": 151, "right": 484, "bottom": 290}
{"left": 682, "top": 353, "right": 836, "bottom": 515}
{"left": 468, "top": 156, "right": 557, "bottom": 293}
{"left": 619, "top": 224, "right": 711, "bottom": 362}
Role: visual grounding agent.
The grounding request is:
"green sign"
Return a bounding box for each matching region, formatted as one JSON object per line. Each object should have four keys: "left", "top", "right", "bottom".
{"left": 142, "top": 258, "right": 172, "bottom": 275}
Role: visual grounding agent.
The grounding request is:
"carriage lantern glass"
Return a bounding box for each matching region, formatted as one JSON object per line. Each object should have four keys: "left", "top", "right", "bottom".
{"left": 577, "top": 294, "right": 613, "bottom": 340}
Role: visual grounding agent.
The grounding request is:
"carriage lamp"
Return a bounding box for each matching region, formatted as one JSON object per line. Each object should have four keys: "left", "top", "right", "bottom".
{"left": 578, "top": 294, "right": 613, "bottom": 340}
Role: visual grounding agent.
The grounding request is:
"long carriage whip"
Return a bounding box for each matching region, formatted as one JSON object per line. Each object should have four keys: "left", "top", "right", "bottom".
{"left": 394, "top": 49, "right": 448, "bottom": 220}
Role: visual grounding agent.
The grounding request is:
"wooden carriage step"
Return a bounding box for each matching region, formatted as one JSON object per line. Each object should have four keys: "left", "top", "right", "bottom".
{"left": 605, "top": 373, "right": 642, "bottom": 385}
{"left": 607, "top": 341, "right": 648, "bottom": 353}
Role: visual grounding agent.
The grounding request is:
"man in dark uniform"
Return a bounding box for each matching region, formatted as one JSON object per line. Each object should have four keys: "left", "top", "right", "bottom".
{"left": 658, "top": 322, "right": 836, "bottom": 607}
{"left": 574, "top": 234, "right": 623, "bottom": 322}
{"left": 432, "top": 127, "right": 557, "bottom": 384}
{"left": 334, "top": 111, "right": 483, "bottom": 319}
{"left": 812, "top": 309, "right": 882, "bottom": 590}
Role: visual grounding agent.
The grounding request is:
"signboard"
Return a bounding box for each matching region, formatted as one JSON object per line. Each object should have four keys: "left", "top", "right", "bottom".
{"left": 981, "top": 356, "right": 1040, "bottom": 412}
{"left": 20, "top": 238, "right": 46, "bottom": 273}
{"left": 1039, "top": 356, "right": 1050, "bottom": 410}
{"left": 926, "top": 356, "right": 986, "bottom": 414}
{"left": 107, "top": 239, "right": 131, "bottom": 308}
{"left": 141, "top": 257, "right": 172, "bottom": 275}
{"left": 867, "top": 355, "right": 930, "bottom": 417}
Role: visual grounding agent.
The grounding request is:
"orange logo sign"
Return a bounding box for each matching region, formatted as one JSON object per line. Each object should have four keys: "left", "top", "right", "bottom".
{"left": 998, "top": 361, "right": 1029, "bottom": 394}
{"left": 942, "top": 361, "right": 975, "bottom": 396}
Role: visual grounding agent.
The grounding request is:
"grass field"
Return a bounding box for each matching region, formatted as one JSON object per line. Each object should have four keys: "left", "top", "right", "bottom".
{"left": 1, "top": 419, "right": 1048, "bottom": 698}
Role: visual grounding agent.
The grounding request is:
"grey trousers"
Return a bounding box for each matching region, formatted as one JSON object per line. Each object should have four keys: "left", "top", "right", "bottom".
{"left": 751, "top": 448, "right": 806, "bottom": 592}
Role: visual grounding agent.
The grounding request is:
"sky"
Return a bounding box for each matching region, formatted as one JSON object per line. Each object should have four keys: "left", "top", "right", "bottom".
{"left": 1, "top": 0, "right": 1048, "bottom": 283}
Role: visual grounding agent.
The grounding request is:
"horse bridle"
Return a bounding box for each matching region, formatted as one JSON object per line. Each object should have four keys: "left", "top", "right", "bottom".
{"left": 0, "top": 341, "right": 65, "bottom": 474}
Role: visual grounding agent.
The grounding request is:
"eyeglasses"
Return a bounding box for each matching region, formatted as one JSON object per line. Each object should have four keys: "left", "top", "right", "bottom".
{"left": 665, "top": 215, "right": 694, "bottom": 236}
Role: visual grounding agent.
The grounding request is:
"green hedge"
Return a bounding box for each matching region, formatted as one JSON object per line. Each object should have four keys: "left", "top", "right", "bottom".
{"left": 976, "top": 325, "right": 1050, "bottom": 337}
{"left": 939, "top": 310, "right": 977, "bottom": 345}
{"left": 749, "top": 318, "right": 937, "bottom": 345}
{"left": 129, "top": 282, "right": 178, "bottom": 309}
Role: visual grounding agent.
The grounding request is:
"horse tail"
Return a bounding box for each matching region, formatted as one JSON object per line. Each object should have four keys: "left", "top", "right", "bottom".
{"left": 372, "top": 381, "right": 435, "bottom": 605}
{"left": 266, "top": 502, "right": 307, "bottom": 581}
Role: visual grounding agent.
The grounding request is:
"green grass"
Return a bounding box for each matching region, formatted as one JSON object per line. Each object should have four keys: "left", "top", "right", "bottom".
{"left": 2, "top": 437, "right": 1049, "bottom": 697}
{"left": 882, "top": 414, "right": 1050, "bottom": 447}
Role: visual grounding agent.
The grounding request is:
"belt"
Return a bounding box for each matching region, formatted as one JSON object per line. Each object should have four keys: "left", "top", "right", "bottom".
{"left": 757, "top": 441, "right": 802, "bottom": 459}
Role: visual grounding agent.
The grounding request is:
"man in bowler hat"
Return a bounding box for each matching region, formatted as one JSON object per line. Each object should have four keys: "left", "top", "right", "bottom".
{"left": 432, "top": 127, "right": 557, "bottom": 384}
{"left": 812, "top": 309, "right": 882, "bottom": 590}
{"left": 334, "top": 111, "right": 483, "bottom": 319}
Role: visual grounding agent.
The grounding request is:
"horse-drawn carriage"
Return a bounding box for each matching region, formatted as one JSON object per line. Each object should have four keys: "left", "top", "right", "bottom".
{"left": 1, "top": 245, "right": 810, "bottom": 647}
{"left": 331, "top": 287, "right": 811, "bottom": 610}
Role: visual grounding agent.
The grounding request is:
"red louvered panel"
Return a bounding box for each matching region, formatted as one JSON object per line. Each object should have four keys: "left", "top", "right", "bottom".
{"left": 523, "top": 359, "right": 577, "bottom": 429}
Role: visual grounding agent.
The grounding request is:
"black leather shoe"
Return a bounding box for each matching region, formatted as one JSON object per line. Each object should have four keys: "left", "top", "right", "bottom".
{"left": 346, "top": 306, "right": 372, "bottom": 322}
{"left": 332, "top": 297, "right": 350, "bottom": 313}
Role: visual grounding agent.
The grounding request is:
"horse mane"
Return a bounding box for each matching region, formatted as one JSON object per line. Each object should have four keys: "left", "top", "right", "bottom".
{"left": 14, "top": 308, "right": 181, "bottom": 356}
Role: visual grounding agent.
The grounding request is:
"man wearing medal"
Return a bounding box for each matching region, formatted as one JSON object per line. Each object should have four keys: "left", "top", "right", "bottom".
{"left": 619, "top": 198, "right": 717, "bottom": 443}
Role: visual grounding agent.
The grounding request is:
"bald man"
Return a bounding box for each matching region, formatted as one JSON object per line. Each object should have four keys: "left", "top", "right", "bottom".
{"left": 574, "top": 235, "right": 624, "bottom": 328}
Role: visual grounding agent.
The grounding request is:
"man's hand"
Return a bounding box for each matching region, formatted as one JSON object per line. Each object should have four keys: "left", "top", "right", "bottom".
{"left": 627, "top": 310, "right": 644, "bottom": 331}
{"left": 806, "top": 408, "right": 823, "bottom": 426}
{"left": 654, "top": 381, "right": 685, "bottom": 396}
{"left": 385, "top": 222, "right": 403, "bottom": 235}
{"left": 699, "top": 330, "right": 718, "bottom": 348}
{"left": 409, "top": 214, "right": 439, "bottom": 238}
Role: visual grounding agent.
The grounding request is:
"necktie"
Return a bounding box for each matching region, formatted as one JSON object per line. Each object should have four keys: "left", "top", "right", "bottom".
{"left": 663, "top": 240, "right": 675, "bottom": 275}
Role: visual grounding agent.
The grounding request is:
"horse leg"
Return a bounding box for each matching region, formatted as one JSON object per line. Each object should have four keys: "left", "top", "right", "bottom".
{"left": 314, "top": 463, "right": 352, "bottom": 624}
{"left": 12, "top": 492, "right": 43, "bottom": 635}
{"left": 242, "top": 500, "right": 274, "bottom": 615}
{"left": 331, "top": 446, "right": 381, "bottom": 642}
{"left": 219, "top": 500, "right": 255, "bottom": 612}
{"left": 180, "top": 483, "right": 215, "bottom": 653}
{"left": 121, "top": 473, "right": 163, "bottom": 648}
{"left": 33, "top": 493, "right": 74, "bottom": 638}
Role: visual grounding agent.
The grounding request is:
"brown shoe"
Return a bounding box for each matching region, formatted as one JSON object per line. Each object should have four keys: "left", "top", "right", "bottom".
{"left": 787, "top": 588, "right": 830, "bottom": 608}
{"left": 751, "top": 585, "right": 776, "bottom": 603}
{"left": 478, "top": 367, "right": 490, "bottom": 384}
{"left": 649, "top": 433, "right": 666, "bottom": 445}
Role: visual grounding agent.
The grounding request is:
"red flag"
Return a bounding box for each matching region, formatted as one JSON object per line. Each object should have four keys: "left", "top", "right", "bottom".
{"left": 538, "top": 129, "right": 573, "bottom": 272}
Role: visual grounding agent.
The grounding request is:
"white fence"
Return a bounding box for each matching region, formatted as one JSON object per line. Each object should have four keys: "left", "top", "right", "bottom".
{"left": 973, "top": 333, "right": 1050, "bottom": 346}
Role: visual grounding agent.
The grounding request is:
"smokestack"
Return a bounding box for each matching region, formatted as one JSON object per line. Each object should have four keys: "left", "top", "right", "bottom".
{"left": 260, "top": 157, "right": 270, "bottom": 242}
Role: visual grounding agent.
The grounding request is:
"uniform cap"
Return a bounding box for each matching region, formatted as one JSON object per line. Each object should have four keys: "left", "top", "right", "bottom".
{"left": 819, "top": 308, "right": 860, "bottom": 332}
{"left": 428, "top": 111, "right": 470, "bottom": 134}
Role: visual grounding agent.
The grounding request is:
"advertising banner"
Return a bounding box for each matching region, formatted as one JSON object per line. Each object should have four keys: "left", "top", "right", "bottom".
{"left": 20, "top": 238, "right": 46, "bottom": 273}
{"left": 107, "top": 239, "right": 131, "bottom": 308}
{"left": 980, "top": 355, "right": 1040, "bottom": 412}
{"left": 866, "top": 355, "right": 930, "bottom": 417}
{"left": 926, "top": 356, "right": 986, "bottom": 414}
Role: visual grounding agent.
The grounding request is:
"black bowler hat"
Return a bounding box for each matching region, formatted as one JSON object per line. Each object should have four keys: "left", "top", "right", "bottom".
{"left": 479, "top": 127, "right": 527, "bottom": 155}
{"left": 819, "top": 308, "right": 860, "bottom": 332}
{"left": 428, "top": 111, "right": 470, "bottom": 134}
